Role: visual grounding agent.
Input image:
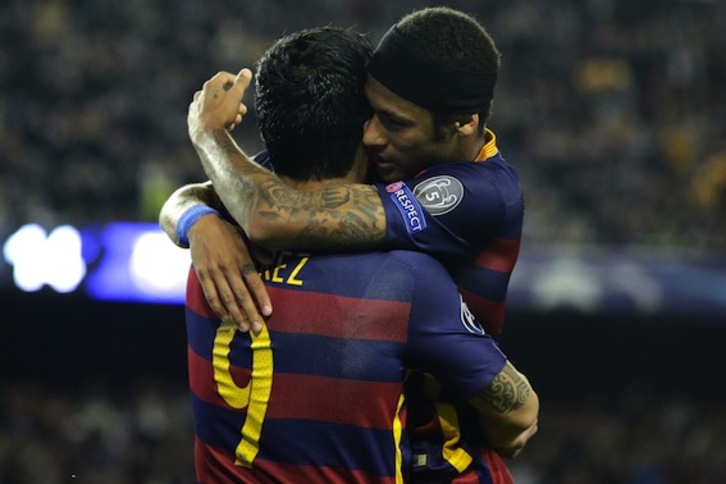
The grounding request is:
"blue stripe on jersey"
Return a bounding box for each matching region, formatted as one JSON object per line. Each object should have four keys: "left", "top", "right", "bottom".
{"left": 192, "top": 392, "right": 245, "bottom": 450}
{"left": 451, "top": 265, "right": 512, "bottom": 303}
{"left": 257, "top": 419, "right": 397, "bottom": 475}
{"left": 186, "top": 309, "right": 405, "bottom": 383}
{"left": 270, "top": 332, "right": 405, "bottom": 382}
{"left": 186, "top": 307, "right": 212, "bottom": 355}
{"left": 192, "top": 393, "right": 399, "bottom": 477}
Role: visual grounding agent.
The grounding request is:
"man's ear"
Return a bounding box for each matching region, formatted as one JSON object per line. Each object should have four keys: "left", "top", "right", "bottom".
{"left": 454, "top": 114, "right": 480, "bottom": 136}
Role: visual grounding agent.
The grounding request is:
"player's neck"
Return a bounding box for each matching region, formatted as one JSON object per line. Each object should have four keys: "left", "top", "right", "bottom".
{"left": 280, "top": 164, "right": 364, "bottom": 191}
{"left": 279, "top": 147, "right": 367, "bottom": 190}
{"left": 462, "top": 134, "right": 488, "bottom": 162}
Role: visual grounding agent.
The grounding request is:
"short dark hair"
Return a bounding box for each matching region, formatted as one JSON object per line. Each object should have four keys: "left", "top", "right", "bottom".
{"left": 397, "top": 7, "right": 501, "bottom": 130}
{"left": 254, "top": 27, "right": 373, "bottom": 181}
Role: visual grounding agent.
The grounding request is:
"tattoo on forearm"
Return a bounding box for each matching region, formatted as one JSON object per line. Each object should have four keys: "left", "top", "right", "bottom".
{"left": 259, "top": 181, "right": 384, "bottom": 247}
{"left": 291, "top": 211, "right": 378, "bottom": 247}
{"left": 264, "top": 185, "right": 352, "bottom": 211}
{"left": 480, "top": 365, "right": 530, "bottom": 414}
{"left": 207, "top": 130, "right": 385, "bottom": 247}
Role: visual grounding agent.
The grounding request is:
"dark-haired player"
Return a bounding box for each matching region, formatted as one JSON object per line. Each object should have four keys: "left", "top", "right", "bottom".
{"left": 181, "top": 25, "right": 537, "bottom": 483}
{"left": 162, "top": 7, "right": 520, "bottom": 339}
{"left": 164, "top": 8, "right": 533, "bottom": 483}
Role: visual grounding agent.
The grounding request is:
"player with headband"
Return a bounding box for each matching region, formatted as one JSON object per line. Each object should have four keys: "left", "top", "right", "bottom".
{"left": 369, "top": 23, "right": 498, "bottom": 113}
{"left": 162, "top": 7, "right": 529, "bottom": 482}
{"left": 163, "top": 6, "right": 520, "bottom": 338}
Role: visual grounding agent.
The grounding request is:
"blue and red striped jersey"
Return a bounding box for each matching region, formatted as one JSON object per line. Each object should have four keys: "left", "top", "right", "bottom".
{"left": 186, "top": 248, "right": 507, "bottom": 483}
{"left": 374, "top": 130, "right": 523, "bottom": 483}
{"left": 374, "top": 129, "right": 523, "bottom": 338}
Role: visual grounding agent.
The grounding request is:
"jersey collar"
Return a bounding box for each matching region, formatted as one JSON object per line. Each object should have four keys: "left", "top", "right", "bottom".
{"left": 474, "top": 128, "right": 499, "bottom": 162}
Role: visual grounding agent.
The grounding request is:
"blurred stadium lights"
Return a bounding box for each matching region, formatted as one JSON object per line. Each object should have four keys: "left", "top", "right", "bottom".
{"left": 508, "top": 245, "right": 726, "bottom": 320}
{"left": 3, "top": 224, "right": 86, "bottom": 293}
{"left": 2, "top": 222, "right": 725, "bottom": 320}
{"left": 2, "top": 222, "right": 189, "bottom": 304}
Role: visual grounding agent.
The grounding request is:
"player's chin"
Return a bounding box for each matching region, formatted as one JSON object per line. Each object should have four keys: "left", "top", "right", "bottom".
{"left": 375, "top": 163, "right": 402, "bottom": 183}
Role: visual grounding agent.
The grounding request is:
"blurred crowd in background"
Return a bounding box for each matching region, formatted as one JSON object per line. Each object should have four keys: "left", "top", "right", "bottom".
{"left": 2, "top": 1, "right": 726, "bottom": 483}
{"left": 1, "top": 0, "right": 724, "bottom": 251}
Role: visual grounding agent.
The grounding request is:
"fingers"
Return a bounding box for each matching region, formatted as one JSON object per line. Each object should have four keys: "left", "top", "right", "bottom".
{"left": 197, "top": 269, "right": 251, "bottom": 333}
{"left": 218, "top": 274, "right": 255, "bottom": 331}
{"left": 186, "top": 210, "right": 268, "bottom": 334}
{"left": 197, "top": 69, "right": 251, "bottom": 132}
{"left": 223, "top": 264, "right": 262, "bottom": 335}
{"left": 231, "top": 68, "right": 253, "bottom": 98}
{"left": 226, "top": 113, "right": 243, "bottom": 132}
{"left": 235, "top": 238, "right": 272, "bottom": 329}
{"left": 196, "top": 261, "right": 271, "bottom": 334}
{"left": 215, "top": 269, "right": 257, "bottom": 332}
{"left": 200, "top": 69, "right": 251, "bottom": 101}
{"left": 242, "top": 264, "right": 272, "bottom": 317}
{"left": 203, "top": 70, "right": 237, "bottom": 92}
{"left": 241, "top": 263, "right": 272, "bottom": 335}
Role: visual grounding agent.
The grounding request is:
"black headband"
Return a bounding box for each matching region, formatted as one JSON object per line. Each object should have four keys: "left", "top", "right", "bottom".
{"left": 367, "top": 25, "right": 497, "bottom": 113}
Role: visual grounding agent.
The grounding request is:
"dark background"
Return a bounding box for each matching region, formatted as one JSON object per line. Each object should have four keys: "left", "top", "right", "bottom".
{"left": 1, "top": 0, "right": 725, "bottom": 482}
{"left": 2, "top": 293, "right": 725, "bottom": 482}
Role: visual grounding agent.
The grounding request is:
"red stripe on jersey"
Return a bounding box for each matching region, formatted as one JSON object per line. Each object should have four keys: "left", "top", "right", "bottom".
{"left": 265, "top": 286, "right": 410, "bottom": 343}
{"left": 481, "top": 449, "right": 514, "bottom": 484}
{"left": 189, "top": 348, "right": 403, "bottom": 430}
{"left": 188, "top": 346, "right": 251, "bottom": 410}
{"left": 473, "top": 238, "right": 520, "bottom": 274}
{"left": 186, "top": 267, "right": 217, "bottom": 318}
{"left": 451, "top": 470, "right": 483, "bottom": 484}
{"left": 195, "top": 439, "right": 398, "bottom": 484}
{"left": 266, "top": 373, "right": 403, "bottom": 429}
{"left": 459, "top": 289, "right": 505, "bottom": 336}
{"left": 195, "top": 438, "right": 244, "bottom": 483}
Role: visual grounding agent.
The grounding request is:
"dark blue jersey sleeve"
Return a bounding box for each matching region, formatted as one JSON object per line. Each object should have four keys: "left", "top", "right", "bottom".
{"left": 374, "top": 157, "right": 523, "bottom": 260}
{"left": 395, "top": 251, "right": 507, "bottom": 401}
{"left": 253, "top": 150, "right": 273, "bottom": 170}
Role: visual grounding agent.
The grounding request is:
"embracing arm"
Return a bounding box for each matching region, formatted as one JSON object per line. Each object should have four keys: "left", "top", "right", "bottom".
{"left": 159, "top": 181, "right": 222, "bottom": 247}
{"left": 468, "top": 361, "right": 539, "bottom": 459}
{"left": 188, "top": 70, "right": 386, "bottom": 251}
{"left": 158, "top": 180, "right": 271, "bottom": 333}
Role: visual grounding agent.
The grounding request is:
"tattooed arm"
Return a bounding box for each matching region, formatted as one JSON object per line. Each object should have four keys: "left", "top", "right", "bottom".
{"left": 159, "top": 181, "right": 222, "bottom": 246}
{"left": 187, "top": 69, "right": 386, "bottom": 251}
{"left": 159, "top": 181, "right": 272, "bottom": 332}
{"left": 468, "top": 361, "right": 540, "bottom": 459}
{"left": 194, "top": 130, "right": 386, "bottom": 251}
{"left": 157, "top": 70, "right": 383, "bottom": 328}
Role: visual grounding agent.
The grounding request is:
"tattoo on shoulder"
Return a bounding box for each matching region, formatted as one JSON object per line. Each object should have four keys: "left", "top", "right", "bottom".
{"left": 479, "top": 365, "right": 530, "bottom": 414}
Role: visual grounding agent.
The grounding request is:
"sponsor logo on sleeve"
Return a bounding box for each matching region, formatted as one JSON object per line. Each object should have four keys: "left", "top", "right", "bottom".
{"left": 385, "top": 181, "right": 427, "bottom": 234}
{"left": 460, "top": 295, "right": 486, "bottom": 335}
{"left": 413, "top": 176, "right": 464, "bottom": 216}
{"left": 385, "top": 181, "right": 404, "bottom": 193}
